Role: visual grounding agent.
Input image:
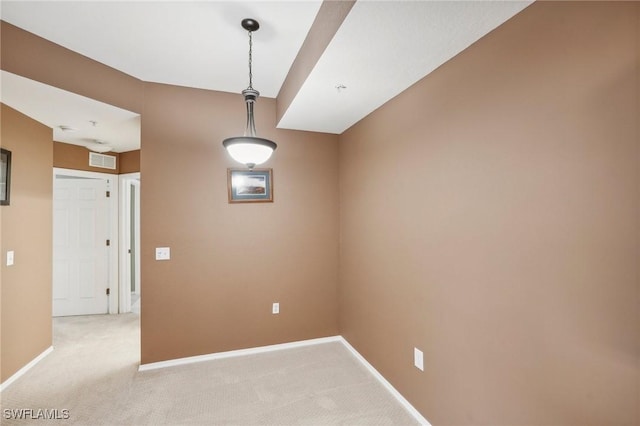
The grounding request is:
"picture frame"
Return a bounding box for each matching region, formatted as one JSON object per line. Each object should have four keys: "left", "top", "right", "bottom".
{"left": 1, "top": 148, "right": 11, "bottom": 206}
{"left": 227, "top": 168, "right": 273, "bottom": 203}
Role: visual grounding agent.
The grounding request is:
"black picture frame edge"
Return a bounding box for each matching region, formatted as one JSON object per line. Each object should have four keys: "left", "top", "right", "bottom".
{"left": 1, "top": 148, "right": 11, "bottom": 206}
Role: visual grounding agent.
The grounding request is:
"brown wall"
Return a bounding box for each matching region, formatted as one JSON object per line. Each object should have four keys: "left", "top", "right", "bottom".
{"left": 119, "top": 150, "right": 140, "bottom": 174}
{"left": 2, "top": 4, "right": 639, "bottom": 422}
{"left": 338, "top": 2, "right": 639, "bottom": 424}
{"left": 1, "top": 104, "right": 53, "bottom": 382}
{"left": 140, "top": 83, "right": 339, "bottom": 363}
{"left": 53, "top": 143, "right": 140, "bottom": 175}
{"left": 53, "top": 141, "right": 120, "bottom": 174}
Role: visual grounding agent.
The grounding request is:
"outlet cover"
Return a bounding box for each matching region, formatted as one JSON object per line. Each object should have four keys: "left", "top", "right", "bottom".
{"left": 414, "top": 348, "right": 424, "bottom": 371}
{"left": 272, "top": 303, "right": 280, "bottom": 314}
{"left": 6, "top": 251, "right": 14, "bottom": 266}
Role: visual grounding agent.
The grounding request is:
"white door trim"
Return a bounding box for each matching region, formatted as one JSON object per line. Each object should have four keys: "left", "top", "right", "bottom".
{"left": 53, "top": 168, "right": 119, "bottom": 314}
{"left": 118, "top": 172, "right": 140, "bottom": 313}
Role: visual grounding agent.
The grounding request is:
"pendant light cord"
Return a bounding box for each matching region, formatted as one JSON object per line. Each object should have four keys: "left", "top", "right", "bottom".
{"left": 248, "top": 30, "right": 253, "bottom": 90}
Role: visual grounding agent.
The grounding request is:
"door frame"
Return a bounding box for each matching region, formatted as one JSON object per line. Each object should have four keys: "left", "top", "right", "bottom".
{"left": 118, "top": 172, "right": 140, "bottom": 313}
{"left": 53, "top": 168, "right": 119, "bottom": 314}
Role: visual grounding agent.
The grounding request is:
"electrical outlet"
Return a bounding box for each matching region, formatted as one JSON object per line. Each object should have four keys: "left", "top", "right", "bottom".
{"left": 155, "top": 247, "right": 170, "bottom": 260}
{"left": 272, "top": 302, "right": 280, "bottom": 314}
{"left": 6, "top": 251, "right": 14, "bottom": 266}
{"left": 414, "top": 347, "right": 424, "bottom": 371}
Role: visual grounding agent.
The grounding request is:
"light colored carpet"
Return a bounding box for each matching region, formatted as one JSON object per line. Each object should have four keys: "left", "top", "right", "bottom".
{"left": 1, "top": 314, "right": 419, "bottom": 425}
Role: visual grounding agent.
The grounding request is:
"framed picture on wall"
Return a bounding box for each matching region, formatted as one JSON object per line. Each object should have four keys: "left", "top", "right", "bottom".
{"left": 1, "top": 148, "right": 11, "bottom": 206}
{"left": 227, "top": 168, "right": 273, "bottom": 203}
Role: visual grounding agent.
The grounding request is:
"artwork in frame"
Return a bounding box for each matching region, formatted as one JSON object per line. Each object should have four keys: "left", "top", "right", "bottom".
{"left": 227, "top": 168, "right": 273, "bottom": 203}
{"left": 0, "top": 148, "right": 11, "bottom": 206}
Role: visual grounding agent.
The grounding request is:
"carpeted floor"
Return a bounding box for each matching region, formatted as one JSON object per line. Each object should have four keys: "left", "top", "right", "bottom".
{"left": 1, "top": 314, "right": 419, "bottom": 425}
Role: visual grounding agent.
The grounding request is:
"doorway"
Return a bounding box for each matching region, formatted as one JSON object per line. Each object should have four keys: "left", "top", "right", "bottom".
{"left": 119, "top": 173, "right": 140, "bottom": 313}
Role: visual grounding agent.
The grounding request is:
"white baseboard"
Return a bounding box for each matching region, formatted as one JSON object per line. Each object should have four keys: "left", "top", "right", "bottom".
{"left": 338, "top": 337, "right": 432, "bottom": 426}
{"left": 0, "top": 346, "right": 53, "bottom": 392}
{"left": 139, "top": 336, "right": 343, "bottom": 372}
{"left": 138, "top": 335, "right": 430, "bottom": 425}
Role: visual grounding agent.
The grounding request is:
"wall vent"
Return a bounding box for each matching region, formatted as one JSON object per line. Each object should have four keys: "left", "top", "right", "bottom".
{"left": 89, "top": 152, "right": 117, "bottom": 170}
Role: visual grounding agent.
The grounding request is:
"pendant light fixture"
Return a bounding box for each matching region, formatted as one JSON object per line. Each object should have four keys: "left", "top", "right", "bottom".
{"left": 223, "top": 18, "right": 277, "bottom": 170}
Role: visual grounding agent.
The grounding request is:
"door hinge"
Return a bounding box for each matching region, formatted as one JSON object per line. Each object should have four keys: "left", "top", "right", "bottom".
{"left": 106, "top": 288, "right": 110, "bottom": 296}
{"left": 106, "top": 191, "right": 110, "bottom": 198}
{"left": 106, "top": 239, "right": 110, "bottom": 246}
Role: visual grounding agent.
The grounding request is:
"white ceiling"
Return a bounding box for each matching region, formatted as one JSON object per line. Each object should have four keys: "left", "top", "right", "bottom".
{"left": 0, "top": 0, "right": 532, "bottom": 151}
{"left": 1, "top": 1, "right": 322, "bottom": 98}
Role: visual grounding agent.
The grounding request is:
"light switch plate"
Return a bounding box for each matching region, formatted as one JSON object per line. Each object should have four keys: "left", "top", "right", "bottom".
{"left": 155, "top": 247, "right": 170, "bottom": 260}
{"left": 414, "top": 347, "right": 424, "bottom": 371}
{"left": 272, "top": 302, "right": 280, "bottom": 314}
{"left": 6, "top": 251, "right": 14, "bottom": 266}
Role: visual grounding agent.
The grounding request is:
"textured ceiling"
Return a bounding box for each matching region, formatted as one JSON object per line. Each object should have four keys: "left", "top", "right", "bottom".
{"left": 1, "top": 1, "right": 322, "bottom": 98}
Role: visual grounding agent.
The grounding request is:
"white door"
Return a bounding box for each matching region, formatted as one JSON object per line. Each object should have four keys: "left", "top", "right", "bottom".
{"left": 53, "top": 177, "right": 109, "bottom": 316}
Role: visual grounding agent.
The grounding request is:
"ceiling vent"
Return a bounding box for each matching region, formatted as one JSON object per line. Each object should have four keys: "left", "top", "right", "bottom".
{"left": 89, "top": 152, "right": 117, "bottom": 170}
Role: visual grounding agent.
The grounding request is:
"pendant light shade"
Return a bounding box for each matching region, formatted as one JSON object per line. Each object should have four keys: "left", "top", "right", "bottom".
{"left": 223, "top": 19, "right": 276, "bottom": 169}
{"left": 223, "top": 137, "right": 277, "bottom": 170}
